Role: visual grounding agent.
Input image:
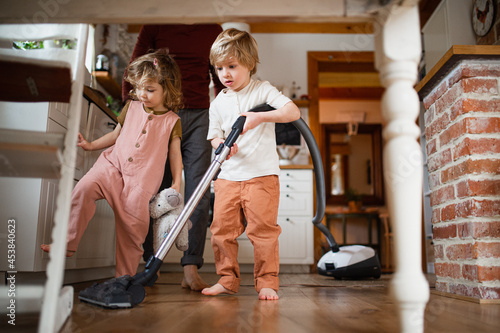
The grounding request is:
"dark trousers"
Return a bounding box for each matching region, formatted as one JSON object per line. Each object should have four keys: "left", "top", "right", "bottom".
{"left": 143, "top": 109, "right": 212, "bottom": 268}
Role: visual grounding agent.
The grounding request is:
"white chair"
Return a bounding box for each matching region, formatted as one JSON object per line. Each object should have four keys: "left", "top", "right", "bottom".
{"left": 0, "top": 24, "right": 89, "bottom": 332}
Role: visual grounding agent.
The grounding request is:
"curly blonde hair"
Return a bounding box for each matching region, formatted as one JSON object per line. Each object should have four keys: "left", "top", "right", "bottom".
{"left": 125, "top": 49, "right": 183, "bottom": 112}
{"left": 210, "top": 28, "right": 259, "bottom": 76}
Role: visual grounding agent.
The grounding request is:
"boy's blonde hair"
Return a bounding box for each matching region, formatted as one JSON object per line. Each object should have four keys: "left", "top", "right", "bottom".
{"left": 210, "top": 28, "right": 259, "bottom": 76}
{"left": 125, "top": 48, "right": 183, "bottom": 112}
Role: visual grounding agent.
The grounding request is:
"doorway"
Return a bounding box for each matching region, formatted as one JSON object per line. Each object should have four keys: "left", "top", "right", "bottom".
{"left": 307, "top": 51, "right": 385, "bottom": 205}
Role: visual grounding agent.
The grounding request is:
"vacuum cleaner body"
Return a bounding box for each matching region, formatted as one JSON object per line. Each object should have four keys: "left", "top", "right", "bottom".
{"left": 317, "top": 245, "right": 381, "bottom": 279}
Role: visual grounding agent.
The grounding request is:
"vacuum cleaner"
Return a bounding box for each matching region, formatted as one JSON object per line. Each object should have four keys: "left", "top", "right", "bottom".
{"left": 78, "top": 104, "right": 380, "bottom": 309}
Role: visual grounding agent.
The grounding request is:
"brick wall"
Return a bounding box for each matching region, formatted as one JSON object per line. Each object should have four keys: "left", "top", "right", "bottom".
{"left": 423, "top": 60, "right": 500, "bottom": 300}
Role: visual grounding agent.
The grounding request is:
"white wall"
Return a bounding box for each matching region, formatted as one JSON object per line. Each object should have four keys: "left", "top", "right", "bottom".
{"left": 253, "top": 33, "right": 375, "bottom": 97}
{"left": 422, "top": 0, "right": 476, "bottom": 71}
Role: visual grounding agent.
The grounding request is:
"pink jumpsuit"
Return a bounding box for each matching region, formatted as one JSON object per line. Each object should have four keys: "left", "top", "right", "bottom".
{"left": 66, "top": 101, "right": 179, "bottom": 277}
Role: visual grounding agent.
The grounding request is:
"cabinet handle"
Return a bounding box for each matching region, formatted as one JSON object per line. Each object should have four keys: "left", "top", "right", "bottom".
{"left": 286, "top": 194, "right": 290, "bottom": 198}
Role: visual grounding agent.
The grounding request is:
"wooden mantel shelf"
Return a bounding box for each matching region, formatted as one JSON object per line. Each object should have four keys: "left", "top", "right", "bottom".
{"left": 415, "top": 45, "right": 500, "bottom": 100}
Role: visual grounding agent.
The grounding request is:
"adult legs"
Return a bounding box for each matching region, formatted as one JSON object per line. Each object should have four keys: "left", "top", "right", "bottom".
{"left": 179, "top": 109, "right": 212, "bottom": 290}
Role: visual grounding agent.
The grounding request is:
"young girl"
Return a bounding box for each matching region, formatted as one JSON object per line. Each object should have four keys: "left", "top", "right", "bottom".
{"left": 41, "top": 49, "right": 183, "bottom": 277}
{"left": 202, "top": 29, "right": 301, "bottom": 300}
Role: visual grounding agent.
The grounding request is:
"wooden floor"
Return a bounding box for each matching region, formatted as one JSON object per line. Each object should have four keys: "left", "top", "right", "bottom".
{"left": 4, "top": 272, "right": 500, "bottom": 333}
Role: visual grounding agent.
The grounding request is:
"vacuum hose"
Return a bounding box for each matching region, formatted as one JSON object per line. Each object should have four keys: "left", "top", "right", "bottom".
{"left": 292, "top": 118, "right": 340, "bottom": 252}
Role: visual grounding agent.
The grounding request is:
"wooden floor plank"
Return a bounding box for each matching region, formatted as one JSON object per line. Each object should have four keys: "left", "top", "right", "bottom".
{"left": 4, "top": 273, "right": 499, "bottom": 333}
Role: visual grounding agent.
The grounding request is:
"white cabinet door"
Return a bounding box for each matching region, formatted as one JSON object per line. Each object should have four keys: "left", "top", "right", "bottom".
{"left": 277, "top": 169, "right": 314, "bottom": 264}
{"left": 66, "top": 103, "right": 117, "bottom": 269}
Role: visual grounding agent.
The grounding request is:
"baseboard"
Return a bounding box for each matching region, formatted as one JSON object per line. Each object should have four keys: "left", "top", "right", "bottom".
{"left": 431, "top": 290, "right": 500, "bottom": 304}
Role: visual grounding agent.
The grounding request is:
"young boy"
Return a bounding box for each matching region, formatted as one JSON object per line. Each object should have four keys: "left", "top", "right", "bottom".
{"left": 202, "top": 28, "right": 300, "bottom": 300}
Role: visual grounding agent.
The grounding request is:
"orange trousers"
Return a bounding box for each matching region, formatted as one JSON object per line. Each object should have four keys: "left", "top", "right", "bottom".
{"left": 211, "top": 175, "right": 281, "bottom": 293}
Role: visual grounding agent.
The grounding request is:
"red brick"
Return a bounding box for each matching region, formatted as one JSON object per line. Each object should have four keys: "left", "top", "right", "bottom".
{"left": 456, "top": 198, "right": 500, "bottom": 218}
{"left": 462, "top": 63, "right": 500, "bottom": 78}
{"left": 423, "top": 81, "right": 449, "bottom": 110}
{"left": 428, "top": 172, "right": 440, "bottom": 190}
{"left": 471, "top": 221, "right": 500, "bottom": 238}
{"left": 439, "top": 121, "right": 463, "bottom": 147}
{"left": 465, "top": 117, "right": 500, "bottom": 134}
{"left": 458, "top": 222, "right": 473, "bottom": 238}
{"left": 447, "top": 159, "right": 500, "bottom": 181}
{"left": 447, "top": 65, "right": 463, "bottom": 87}
{"left": 450, "top": 98, "right": 464, "bottom": 121}
{"left": 465, "top": 159, "right": 500, "bottom": 174}
{"left": 433, "top": 244, "right": 444, "bottom": 259}
{"left": 427, "top": 137, "right": 437, "bottom": 156}
{"left": 455, "top": 179, "right": 500, "bottom": 198}
{"left": 428, "top": 148, "right": 452, "bottom": 172}
{"left": 440, "top": 118, "right": 500, "bottom": 148}
{"left": 478, "top": 266, "right": 500, "bottom": 282}
{"left": 432, "top": 207, "right": 441, "bottom": 224}
{"left": 462, "top": 98, "right": 500, "bottom": 114}
{"left": 462, "top": 264, "right": 478, "bottom": 281}
{"left": 472, "top": 199, "right": 500, "bottom": 217}
{"left": 479, "top": 286, "right": 500, "bottom": 299}
{"left": 455, "top": 199, "right": 473, "bottom": 218}
{"left": 446, "top": 243, "right": 474, "bottom": 260}
{"left": 440, "top": 204, "right": 456, "bottom": 222}
{"left": 462, "top": 78, "right": 499, "bottom": 95}
{"left": 430, "top": 184, "right": 455, "bottom": 206}
{"left": 440, "top": 165, "right": 457, "bottom": 184}
{"left": 450, "top": 97, "right": 500, "bottom": 122}
{"left": 435, "top": 262, "right": 461, "bottom": 279}
{"left": 435, "top": 281, "right": 448, "bottom": 293}
{"left": 453, "top": 137, "right": 500, "bottom": 161}
{"left": 432, "top": 224, "right": 457, "bottom": 239}
{"left": 426, "top": 112, "right": 450, "bottom": 141}
{"left": 449, "top": 283, "right": 481, "bottom": 298}
{"left": 424, "top": 104, "right": 435, "bottom": 126}
{"left": 474, "top": 241, "right": 500, "bottom": 259}
{"left": 456, "top": 180, "right": 469, "bottom": 198}
{"left": 436, "top": 82, "right": 463, "bottom": 115}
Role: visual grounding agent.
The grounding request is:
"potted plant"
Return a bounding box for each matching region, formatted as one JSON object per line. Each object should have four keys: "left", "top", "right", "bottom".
{"left": 345, "top": 187, "right": 363, "bottom": 211}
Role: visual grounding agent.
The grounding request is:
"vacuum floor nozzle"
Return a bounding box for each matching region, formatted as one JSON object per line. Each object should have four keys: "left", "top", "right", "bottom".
{"left": 78, "top": 275, "right": 146, "bottom": 309}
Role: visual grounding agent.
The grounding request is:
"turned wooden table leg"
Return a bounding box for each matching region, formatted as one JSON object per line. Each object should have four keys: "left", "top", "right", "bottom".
{"left": 374, "top": 3, "right": 430, "bottom": 333}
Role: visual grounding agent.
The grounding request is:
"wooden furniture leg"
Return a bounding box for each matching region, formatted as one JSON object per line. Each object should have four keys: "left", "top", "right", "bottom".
{"left": 374, "top": 2, "right": 429, "bottom": 332}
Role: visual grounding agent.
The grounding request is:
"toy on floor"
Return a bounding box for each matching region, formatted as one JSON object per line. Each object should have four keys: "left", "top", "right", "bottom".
{"left": 149, "top": 188, "right": 191, "bottom": 252}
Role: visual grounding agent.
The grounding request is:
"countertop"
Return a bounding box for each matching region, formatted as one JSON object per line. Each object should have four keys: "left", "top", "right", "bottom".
{"left": 83, "top": 85, "right": 118, "bottom": 122}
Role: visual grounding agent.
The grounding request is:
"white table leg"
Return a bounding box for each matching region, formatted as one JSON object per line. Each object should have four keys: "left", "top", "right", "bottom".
{"left": 374, "top": 3, "right": 430, "bottom": 333}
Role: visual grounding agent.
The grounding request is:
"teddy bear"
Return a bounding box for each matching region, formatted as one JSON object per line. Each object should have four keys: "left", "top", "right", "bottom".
{"left": 149, "top": 188, "right": 191, "bottom": 253}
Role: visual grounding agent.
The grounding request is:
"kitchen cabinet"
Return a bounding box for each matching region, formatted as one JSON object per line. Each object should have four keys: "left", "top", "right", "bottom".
{"left": 0, "top": 89, "right": 117, "bottom": 273}
{"left": 162, "top": 167, "right": 314, "bottom": 267}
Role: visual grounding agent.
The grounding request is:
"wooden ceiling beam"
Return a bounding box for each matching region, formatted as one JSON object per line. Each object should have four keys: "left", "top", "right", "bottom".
{"left": 128, "top": 22, "right": 373, "bottom": 34}
{"left": 249, "top": 22, "right": 373, "bottom": 34}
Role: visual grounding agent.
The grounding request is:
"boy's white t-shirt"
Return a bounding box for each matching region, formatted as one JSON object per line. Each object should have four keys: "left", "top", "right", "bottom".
{"left": 207, "top": 79, "right": 292, "bottom": 181}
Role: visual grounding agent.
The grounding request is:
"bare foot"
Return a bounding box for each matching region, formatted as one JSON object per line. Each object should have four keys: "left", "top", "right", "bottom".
{"left": 258, "top": 288, "right": 279, "bottom": 300}
{"left": 181, "top": 265, "right": 210, "bottom": 291}
{"left": 40, "top": 244, "right": 75, "bottom": 257}
{"left": 201, "top": 283, "right": 235, "bottom": 296}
